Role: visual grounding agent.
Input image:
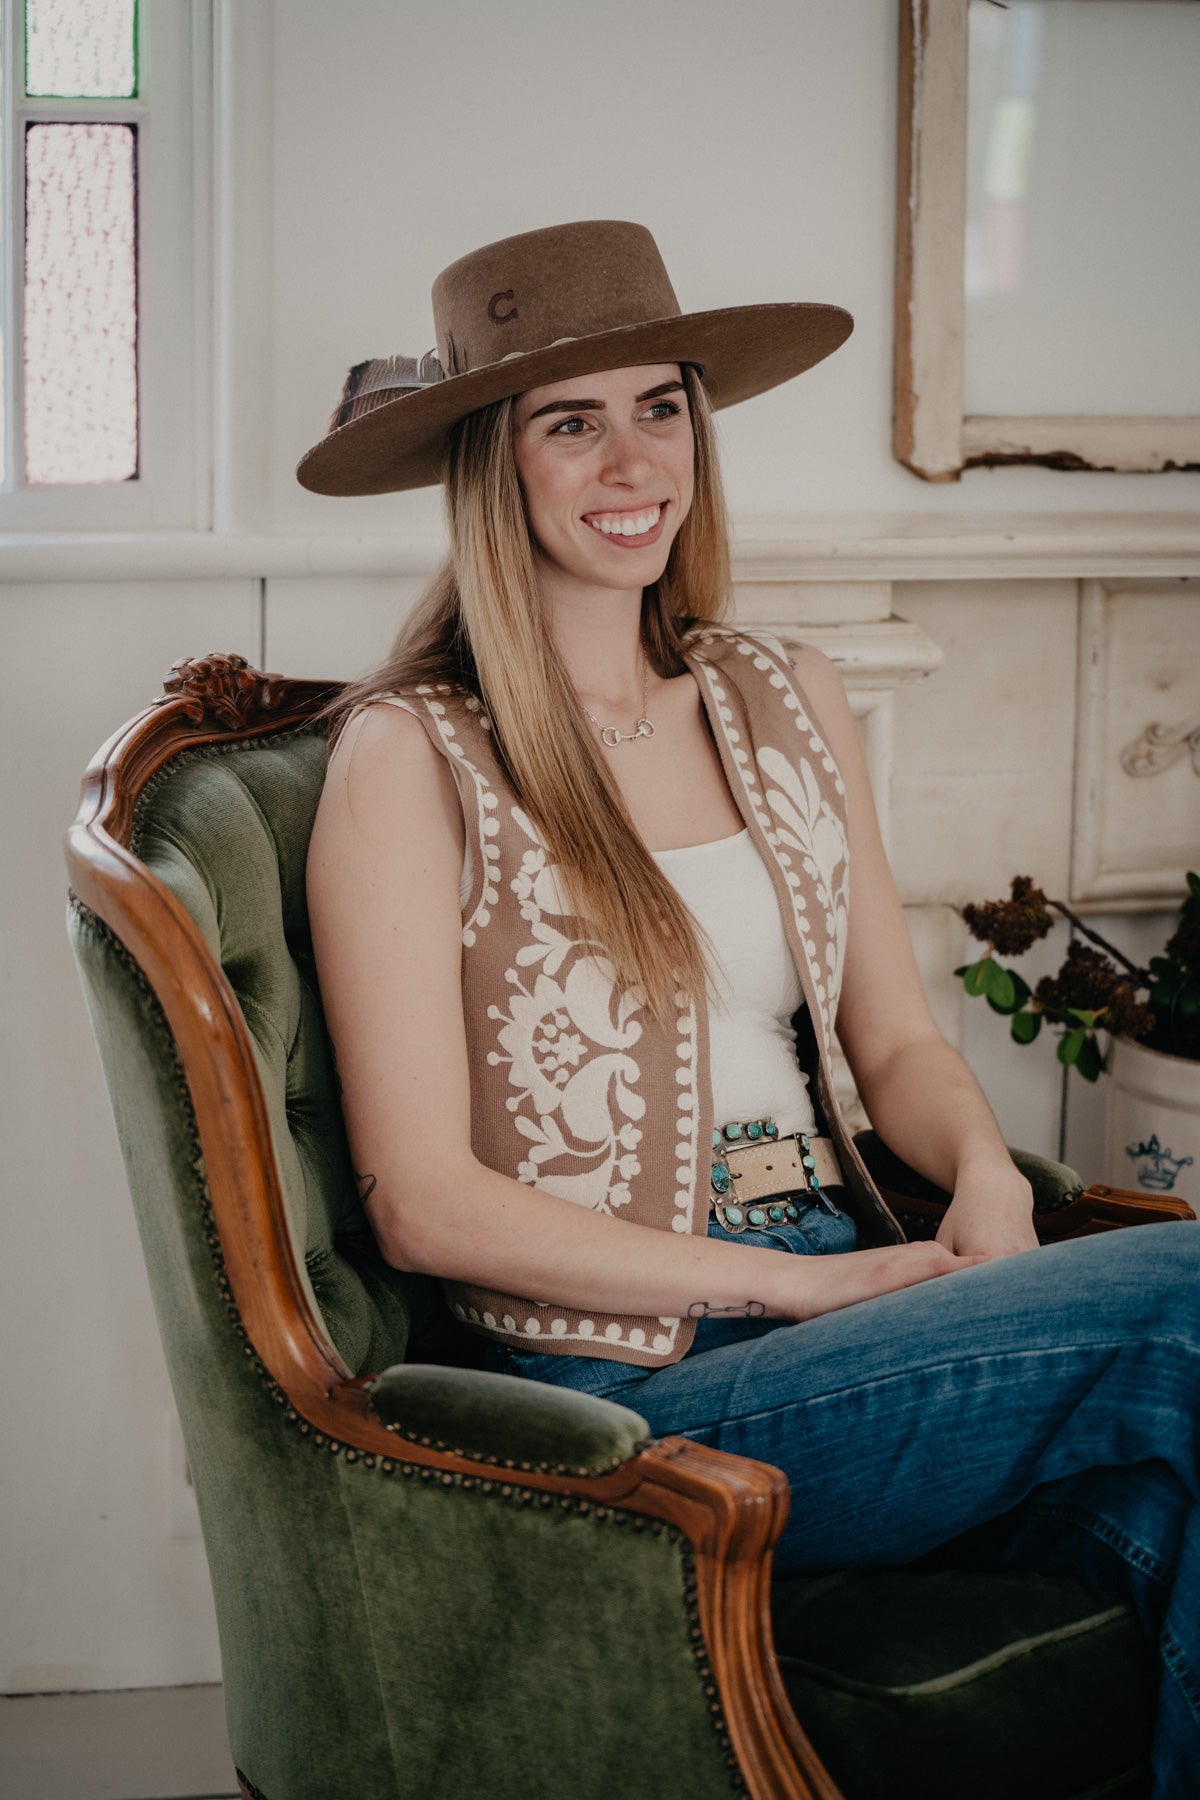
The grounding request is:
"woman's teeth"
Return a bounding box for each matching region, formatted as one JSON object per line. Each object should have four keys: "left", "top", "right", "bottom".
{"left": 585, "top": 504, "right": 662, "bottom": 537}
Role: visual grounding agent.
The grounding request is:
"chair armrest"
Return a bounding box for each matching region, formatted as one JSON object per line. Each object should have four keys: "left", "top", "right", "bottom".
{"left": 366, "top": 1361, "right": 651, "bottom": 1476}
{"left": 853, "top": 1131, "right": 1196, "bottom": 1241}
{"left": 853, "top": 1129, "right": 1083, "bottom": 1212}
{"left": 1033, "top": 1183, "right": 1195, "bottom": 1239}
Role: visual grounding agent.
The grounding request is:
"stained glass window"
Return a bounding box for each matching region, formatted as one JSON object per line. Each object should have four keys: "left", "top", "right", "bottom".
{"left": 2, "top": 0, "right": 199, "bottom": 520}
{"left": 24, "top": 123, "right": 138, "bottom": 484}
{"left": 25, "top": 0, "right": 137, "bottom": 100}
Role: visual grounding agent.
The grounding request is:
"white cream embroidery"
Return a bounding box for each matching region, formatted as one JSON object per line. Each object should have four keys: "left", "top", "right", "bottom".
{"left": 388, "top": 687, "right": 502, "bottom": 946}
{"left": 690, "top": 631, "right": 849, "bottom": 1055}
{"left": 485, "top": 807, "right": 646, "bottom": 1217}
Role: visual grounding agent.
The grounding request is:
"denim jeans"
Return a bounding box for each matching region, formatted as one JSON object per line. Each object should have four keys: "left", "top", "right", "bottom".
{"left": 488, "top": 1202, "right": 1200, "bottom": 1799}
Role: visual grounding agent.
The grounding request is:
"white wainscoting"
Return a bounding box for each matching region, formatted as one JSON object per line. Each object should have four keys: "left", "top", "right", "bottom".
{"left": 4, "top": 545, "right": 1197, "bottom": 1695}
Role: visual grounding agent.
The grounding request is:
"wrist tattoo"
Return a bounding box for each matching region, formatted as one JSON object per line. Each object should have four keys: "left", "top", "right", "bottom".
{"left": 687, "top": 1299, "right": 766, "bottom": 1319}
{"left": 355, "top": 1171, "right": 377, "bottom": 1202}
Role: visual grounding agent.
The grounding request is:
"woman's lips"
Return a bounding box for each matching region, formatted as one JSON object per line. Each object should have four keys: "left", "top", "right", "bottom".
{"left": 582, "top": 502, "right": 666, "bottom": 548}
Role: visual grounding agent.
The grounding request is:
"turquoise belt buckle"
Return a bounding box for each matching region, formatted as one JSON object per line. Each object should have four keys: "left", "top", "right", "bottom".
{"left": 710, "top": 1116, "right": 809, "bottom": 1232}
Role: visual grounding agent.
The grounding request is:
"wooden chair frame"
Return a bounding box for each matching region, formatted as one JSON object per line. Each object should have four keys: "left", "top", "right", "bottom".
{"left": 65, "top": 653, "right": 1193, "bottom": 1800}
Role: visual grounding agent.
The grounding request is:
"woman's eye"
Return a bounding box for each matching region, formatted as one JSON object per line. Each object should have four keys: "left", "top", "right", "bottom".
{"left": 645, "top": 400, "right": 681, "bottom": 421}
{"left": 549, "top": 415, "right": 590, "bottom": 437}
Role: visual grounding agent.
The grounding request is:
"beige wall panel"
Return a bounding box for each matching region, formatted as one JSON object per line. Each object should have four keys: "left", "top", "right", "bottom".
{"left": 1, "top": 581, "right": 258, "bottom": 1691}
{"left": 888, "top": 581, "right": 1077, "bottom": 907}
{"left": 905, "top": 905, "right": 967, "bottom": 1053}
{"left": 1072, "top": 582, "right": 1200, "bottom": 904}
{"left": 266, "top": 576, "right": 425, "bottom": 681}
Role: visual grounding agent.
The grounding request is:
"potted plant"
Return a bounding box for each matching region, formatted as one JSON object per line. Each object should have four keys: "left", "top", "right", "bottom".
{"left": 956, "top": 874, "right": 1200, "bottom": 1196}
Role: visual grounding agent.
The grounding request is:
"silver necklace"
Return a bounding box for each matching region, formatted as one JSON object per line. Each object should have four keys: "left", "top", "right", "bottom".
{"left": 581, "top": 651, "right": 656, "bottom": 749}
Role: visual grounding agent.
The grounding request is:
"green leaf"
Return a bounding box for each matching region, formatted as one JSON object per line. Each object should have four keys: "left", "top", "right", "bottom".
{"left": 1011, "top": 1009, "right": 1042, "bottom": 1045}
{"left": 1066, "top": 1008, "right": 1099, "bottom": 1028}
{"left": 985, "top": 965, "right": 1017, "bottom": 1011}
{"left": 1187, "top": 870, "right": 1200, "bottom": 899}
{"left": 1057, "top": 1026, "right": 1086, "bottom": 1066}
{"left": 962, "top": 959, "right": 991, "bottom": 998}
{"left": 1075, "top": 1034, "right": 1105, "bottom": 1082}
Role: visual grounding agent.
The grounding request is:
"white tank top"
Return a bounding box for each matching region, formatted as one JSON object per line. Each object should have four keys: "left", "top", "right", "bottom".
{"left": 652, "top": 830, "right": 818, "bottom": 1136}
{"left": 460, "top": 827, "right": 817, "bottom": 1137}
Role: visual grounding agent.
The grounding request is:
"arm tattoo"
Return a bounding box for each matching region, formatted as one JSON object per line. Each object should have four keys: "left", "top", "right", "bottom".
{"left": 687, "top": 1300, "right": 766, "bottom": 1319}
{"left": 355, "top": 1172, "right": 377, "bottom": 1203}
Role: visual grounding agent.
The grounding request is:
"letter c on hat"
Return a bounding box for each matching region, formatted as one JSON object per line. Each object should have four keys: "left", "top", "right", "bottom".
{"left": 488, "top": 290, "right": 519, "bottom": 324}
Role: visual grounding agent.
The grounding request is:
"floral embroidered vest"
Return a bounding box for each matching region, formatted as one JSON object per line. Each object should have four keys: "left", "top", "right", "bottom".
{"left": 387, "top": 625, "right": 902, "bottom": 1367}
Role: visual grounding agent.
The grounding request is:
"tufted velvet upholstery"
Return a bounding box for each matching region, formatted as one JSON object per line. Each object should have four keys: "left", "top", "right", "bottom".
{"left": 132, "top": 733, "right": 455, "bottom": 1375}
{"left": 71, "top": 712, "right": 1156, "bottom": 1800}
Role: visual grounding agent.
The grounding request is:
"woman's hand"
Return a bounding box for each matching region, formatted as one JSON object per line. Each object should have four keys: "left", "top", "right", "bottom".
{"left": 772, "top": 1239, "right": 990, "bottom": 1323}
{"left": 935, "top": 1160, "right": 1039, "bottom": 1261}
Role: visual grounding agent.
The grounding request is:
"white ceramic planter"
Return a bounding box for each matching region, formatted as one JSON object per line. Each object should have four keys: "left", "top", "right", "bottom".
{"left": 1106, "top": 1035, "right": 1200, "bottom": 1201}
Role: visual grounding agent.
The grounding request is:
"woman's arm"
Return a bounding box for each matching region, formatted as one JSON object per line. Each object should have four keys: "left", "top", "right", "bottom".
{"left": 306, "top": 701, "right": 985, "bottom": 1327}
{"left": 788, "top": 645, "right": 1038, "bottom": 1260}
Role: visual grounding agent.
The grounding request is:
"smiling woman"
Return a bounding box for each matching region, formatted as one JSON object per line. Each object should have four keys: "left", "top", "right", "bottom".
{"left": 297, "top": 220, "right": 1200, "bottom": 1794}
{"left": 514, "top": 367, "right": 691, "bottom": 574}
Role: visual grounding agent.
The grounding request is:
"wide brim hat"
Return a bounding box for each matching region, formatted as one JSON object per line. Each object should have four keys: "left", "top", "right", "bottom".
{"left": 296, "top": 219, "right": 853, "bottom": 497}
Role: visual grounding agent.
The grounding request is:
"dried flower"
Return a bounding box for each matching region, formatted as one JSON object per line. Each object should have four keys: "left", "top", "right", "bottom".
{"left": 963, "top": 876, "right": 1054, "bottom": 957}
{"left": 1034, "top": 943, "right": 1153, "bottom": 1040}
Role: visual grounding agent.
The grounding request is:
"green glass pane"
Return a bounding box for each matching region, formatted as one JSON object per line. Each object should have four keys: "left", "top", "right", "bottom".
{"left": 25, "top": 0, "right": 137, "bottom": 99}
{"left": 24, "top": 123, "right": 139, "bottom": 484}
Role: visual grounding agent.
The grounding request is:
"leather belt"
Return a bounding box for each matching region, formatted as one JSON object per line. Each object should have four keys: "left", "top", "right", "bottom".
{"left": 710, "top": 1118, "right": 844, "bottom": 1234}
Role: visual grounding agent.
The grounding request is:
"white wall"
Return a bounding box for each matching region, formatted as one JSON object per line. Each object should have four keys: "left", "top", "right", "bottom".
{"left": 3, "top": 0, "right": 1197, "bottom": 1695}
{"left": 269, "top": 0, "right": 1200, "bottom": 542}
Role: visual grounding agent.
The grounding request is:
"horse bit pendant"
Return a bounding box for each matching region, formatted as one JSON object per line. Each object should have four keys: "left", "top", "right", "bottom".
{"left": 599, "top": 717, "right": 655, "bottom": 749}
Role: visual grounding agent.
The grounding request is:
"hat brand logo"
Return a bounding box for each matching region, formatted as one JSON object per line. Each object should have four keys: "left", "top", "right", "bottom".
{"left": 488, "top": 289, "right": 519, "bottom": 325}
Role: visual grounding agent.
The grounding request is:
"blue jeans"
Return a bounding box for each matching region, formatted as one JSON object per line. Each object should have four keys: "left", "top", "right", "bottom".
{"left": 489, "top": 1203, "right": 1200, "bottom": 1799}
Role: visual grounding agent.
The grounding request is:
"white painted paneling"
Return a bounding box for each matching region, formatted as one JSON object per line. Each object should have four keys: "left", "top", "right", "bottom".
{"left": 1, "top": 581, "right": 257, "bottom": 1692}
{"left": 265, "top": 575, "right": 425, "bottom": 681}
{"left": 1072, "top": 581, "right": 1200, "bottom": 904}
{"left": 888, "top": 581, "right": 1077, "bottom": 906}
{"left": 905, "top": 904, "right": 968, "bottom": 1053}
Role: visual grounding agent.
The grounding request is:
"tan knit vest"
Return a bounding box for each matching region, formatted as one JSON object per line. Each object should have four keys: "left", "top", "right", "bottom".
{"left": 386, "top": 625, "right": 902, "bottom": 1367}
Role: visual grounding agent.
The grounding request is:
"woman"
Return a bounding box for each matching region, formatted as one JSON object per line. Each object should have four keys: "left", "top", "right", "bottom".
{"left": 300, "top": 221, "right": 1198, "bottom": 1794}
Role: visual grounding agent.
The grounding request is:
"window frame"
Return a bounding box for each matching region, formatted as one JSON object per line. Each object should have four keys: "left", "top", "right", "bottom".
{"left": 0, "top": 0, "right": 211, "bottom": 529}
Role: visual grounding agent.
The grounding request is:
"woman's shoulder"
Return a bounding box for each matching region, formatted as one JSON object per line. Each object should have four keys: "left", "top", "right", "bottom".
{"left": 682, "top": 621, "right": 841, "bottom": 692}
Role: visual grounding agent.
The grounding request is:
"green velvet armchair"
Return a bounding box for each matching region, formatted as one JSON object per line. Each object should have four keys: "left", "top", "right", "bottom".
{"left": 66, "top": 654, "right": 1194, "bottom": 1800}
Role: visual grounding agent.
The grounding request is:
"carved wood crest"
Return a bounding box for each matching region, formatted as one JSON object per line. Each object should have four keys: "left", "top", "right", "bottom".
{"left": 155, "top": 653, "right": 289, "bottom": 730}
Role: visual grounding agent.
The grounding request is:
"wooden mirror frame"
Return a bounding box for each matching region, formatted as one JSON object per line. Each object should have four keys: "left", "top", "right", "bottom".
{"left": 893, "top": 0, "right": 1200, "bottom": 481}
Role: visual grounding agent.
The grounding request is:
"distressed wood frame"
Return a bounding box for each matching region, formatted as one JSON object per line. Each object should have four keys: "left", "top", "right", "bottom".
{"left": 893, "top": 0, "right": 1200, "bottom": 481}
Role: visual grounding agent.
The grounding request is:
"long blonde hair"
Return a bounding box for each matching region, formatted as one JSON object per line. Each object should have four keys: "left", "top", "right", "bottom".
{"left": 328, "top": 362, "right": 734, "bottom": 1025}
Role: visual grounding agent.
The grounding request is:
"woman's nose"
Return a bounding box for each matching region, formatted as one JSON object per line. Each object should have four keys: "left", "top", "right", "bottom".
{"left": 600, "top": 426, "right": 654, "bottom": 485}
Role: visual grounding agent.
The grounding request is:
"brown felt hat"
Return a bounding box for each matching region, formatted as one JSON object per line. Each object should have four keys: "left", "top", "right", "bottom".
{"left": 296, "top": 219, "right": 853, "bottom": 497}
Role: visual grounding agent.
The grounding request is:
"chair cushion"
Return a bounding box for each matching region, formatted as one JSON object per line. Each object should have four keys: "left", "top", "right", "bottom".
{"left": 133, "top": 733, "right": 447, "bottom": 1374}
{"left": 771, "top": 1569, "right": 1152, "bottom": 1800}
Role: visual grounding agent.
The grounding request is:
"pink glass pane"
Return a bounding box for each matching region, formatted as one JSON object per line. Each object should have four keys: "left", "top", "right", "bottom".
{"left": 24, "top": 123, "right": 138, "bottom": 485}
{"left": 25, "top": 0, "right": 137, "bottom": 99}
